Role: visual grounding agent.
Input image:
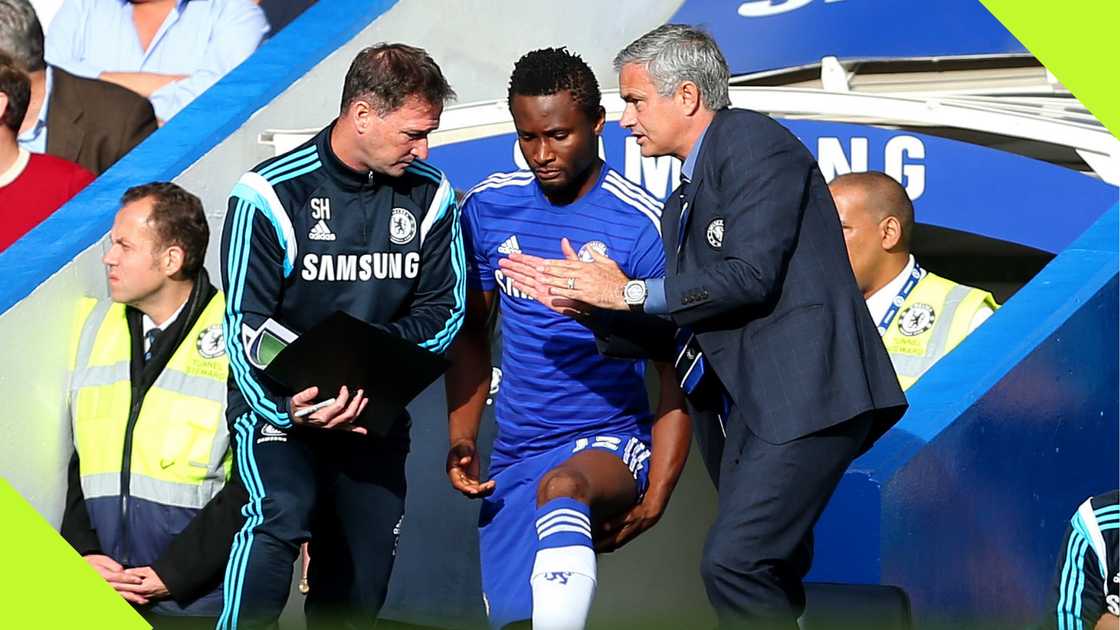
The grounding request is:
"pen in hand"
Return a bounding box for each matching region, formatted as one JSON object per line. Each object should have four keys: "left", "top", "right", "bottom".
{"left": 293, "top": 397, "right": 337, "bottom": 418}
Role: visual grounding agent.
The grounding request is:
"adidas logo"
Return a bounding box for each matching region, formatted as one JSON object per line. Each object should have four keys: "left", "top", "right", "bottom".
{"left": 309, "top": 219, "right": 336, "bottom": 241}
{"left": 497, "top": 235, "right": 521, "bottom": 255}
{"left": 261, "top": 424, "right": 286, "bottom": 437}
{"left": 257, "top": 422, "right": 288, "bottom": 444}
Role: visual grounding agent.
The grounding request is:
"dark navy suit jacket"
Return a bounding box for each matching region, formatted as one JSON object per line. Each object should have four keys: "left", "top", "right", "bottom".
{"left": 662, "top": 108, "right": 906, "bottom": 447}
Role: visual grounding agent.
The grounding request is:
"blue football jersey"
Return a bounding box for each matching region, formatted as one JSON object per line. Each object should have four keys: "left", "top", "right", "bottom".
{"left": 461, "top": 166, "right": 666, "bottom": 470}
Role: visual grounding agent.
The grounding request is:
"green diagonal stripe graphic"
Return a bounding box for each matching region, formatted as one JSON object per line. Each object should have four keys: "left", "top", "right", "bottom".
{"left": 0, "top": 479, "right": 149, "bottom": 629}
{"left": 982, "top": 0, "right": 1120, "bottom": 138}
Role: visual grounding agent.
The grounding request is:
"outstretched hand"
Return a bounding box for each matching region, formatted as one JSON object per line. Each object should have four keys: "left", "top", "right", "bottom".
{"left": 499, "top": 238, "right": 630, "bottom": 313}
{"left": 446, "top": 440, "right": 495, "bottom": 498}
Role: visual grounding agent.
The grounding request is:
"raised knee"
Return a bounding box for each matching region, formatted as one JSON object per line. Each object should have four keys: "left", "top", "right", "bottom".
{"left": 700, "top": 540, "right": 728, "bottom": 584}
{"left": 536, "top": 468, "right": 591, "bottom": 506}
{"left": 701, "top": 536, "right": 767, "bottom": 585}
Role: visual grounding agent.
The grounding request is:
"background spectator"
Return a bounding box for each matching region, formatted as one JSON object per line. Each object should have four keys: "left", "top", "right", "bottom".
{"left": 0, "top": 51, "right": 91, "bottom": 251}
{"left": 259, "top": 0, "right": 314, "bottom": 34}
{"left": 0, "top": 0, "right": 158, "bottom": 175}
{"left": 45, "top": 0, "right": 268, "bottom": 122}
{"left": 830, "top": 171, "right": 999, "bottom": 390}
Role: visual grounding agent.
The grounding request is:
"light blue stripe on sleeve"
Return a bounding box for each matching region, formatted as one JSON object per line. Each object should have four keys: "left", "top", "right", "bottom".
{"left": 230, "top": 182, "right": 294, "bottom": 277}
{"left": 419, "top": 191, "right": 465, "bottom": 354}
{"left": 259, "top": 145, "right": 317, "bottom": 179}
{"left": 224, "top": 198, "right": 291, "bottom": 428}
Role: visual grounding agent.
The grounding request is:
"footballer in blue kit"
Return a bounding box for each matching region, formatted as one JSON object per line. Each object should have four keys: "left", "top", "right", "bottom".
{"left": 445, "top": 48, "right": 690, "bottom": 630}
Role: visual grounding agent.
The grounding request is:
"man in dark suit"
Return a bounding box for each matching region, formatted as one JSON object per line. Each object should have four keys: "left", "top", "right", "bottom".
{"left": 498, "top": 24, "right": 907, "bottom": 629}
{"left": 0, "top": 0, "right": 157, "bottom": 174}
{"left": 44, "top": 67, "right": 159, "bottom": 175}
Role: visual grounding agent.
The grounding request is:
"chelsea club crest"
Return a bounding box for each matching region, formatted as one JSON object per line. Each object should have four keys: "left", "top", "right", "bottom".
{"left": 196, "top": 324, "right": 225, "bottom": 359}
{"left": 577, "top": 240, "right": 608, "bottom": 262}
{"left": 898, "top": 303, "right": 936, "bottom": 336}
{"left": 389, "top": 208, "right": 417, "bottom": 245}
{"left": 706, "top": 218, "right": 724, "bottom": 249}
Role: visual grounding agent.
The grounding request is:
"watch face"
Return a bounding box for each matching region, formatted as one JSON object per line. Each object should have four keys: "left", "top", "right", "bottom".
{"left": 624, "top": 281, "right": 646, "bottom": 303}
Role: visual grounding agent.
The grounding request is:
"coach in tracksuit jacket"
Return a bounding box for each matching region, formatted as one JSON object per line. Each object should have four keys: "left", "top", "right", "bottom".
{"left": 217, "top": 44, "right": 463, "bottom": 629}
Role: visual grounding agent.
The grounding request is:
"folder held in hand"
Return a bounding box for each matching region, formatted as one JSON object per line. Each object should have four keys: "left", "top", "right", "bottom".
{"left": 263, "top": 311, "right": 450, "bottom": 436}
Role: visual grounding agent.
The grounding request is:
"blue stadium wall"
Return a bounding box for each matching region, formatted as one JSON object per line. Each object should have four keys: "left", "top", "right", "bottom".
{"left": 811, "top": 205, "right": 1119, "bottom": 627}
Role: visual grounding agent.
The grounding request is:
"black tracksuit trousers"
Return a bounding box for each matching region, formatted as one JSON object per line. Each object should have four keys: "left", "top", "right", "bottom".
{"left": 218, "top": 414, "right": 407, "bottom": 630}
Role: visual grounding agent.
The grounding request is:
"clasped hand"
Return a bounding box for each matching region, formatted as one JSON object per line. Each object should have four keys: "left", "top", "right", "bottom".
{"left": 84, "top": 555, "right": 169, "bottom": 605}
{"left": 596, "top": 496, "right": 667, "bottom": 553}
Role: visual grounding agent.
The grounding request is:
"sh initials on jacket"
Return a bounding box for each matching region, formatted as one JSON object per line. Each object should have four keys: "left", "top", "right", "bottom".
{"left": 309, "top": 197, "right": 336, "bottom": 241}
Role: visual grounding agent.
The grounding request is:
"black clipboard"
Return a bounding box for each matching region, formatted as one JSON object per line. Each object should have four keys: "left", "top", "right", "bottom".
{"left": 264, "top": 311, "right": 450, "bottom": 436}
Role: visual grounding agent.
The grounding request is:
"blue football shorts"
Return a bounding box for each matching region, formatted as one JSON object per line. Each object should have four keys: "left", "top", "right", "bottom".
{"left": 478, "top": 433, "right": 651, "bottom": 629}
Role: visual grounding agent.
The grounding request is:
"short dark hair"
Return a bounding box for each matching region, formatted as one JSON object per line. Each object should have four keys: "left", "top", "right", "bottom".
{"left": 0, "top": 51, "right": 29, "bottom": 133}
{"left": 340, "top": 43, "right": 455, "bottom": 115}
{"left": 831, "top": 171, "right": 916, "bottom": 250}
{"left": 508, "top": 47, "right": 602, "bottom": 121}
{"left": 121, "top": 182, "right": 210, "bottom": 277}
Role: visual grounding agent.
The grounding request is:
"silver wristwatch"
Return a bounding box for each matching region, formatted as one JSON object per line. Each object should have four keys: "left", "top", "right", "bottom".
{"left": 623, "top": 279, "right": 648, "bottom": 312}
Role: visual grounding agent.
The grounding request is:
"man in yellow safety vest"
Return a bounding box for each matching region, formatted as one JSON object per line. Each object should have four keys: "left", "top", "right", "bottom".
{"left": 63, "top": 182, "right": 246, "bottom": 628}
{"left": 830, "top": 171, "right": 998, "bottom": 390}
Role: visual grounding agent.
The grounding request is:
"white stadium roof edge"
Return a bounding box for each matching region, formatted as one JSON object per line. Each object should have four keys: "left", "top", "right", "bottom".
{"left": 260, "top": 65, "right": 1119, "bottom": 187}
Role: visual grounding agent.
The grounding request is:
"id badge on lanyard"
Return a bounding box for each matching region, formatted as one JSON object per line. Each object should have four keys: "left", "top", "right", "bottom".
{"left": 878, "top": 261, "right": 923, "bottom": 336}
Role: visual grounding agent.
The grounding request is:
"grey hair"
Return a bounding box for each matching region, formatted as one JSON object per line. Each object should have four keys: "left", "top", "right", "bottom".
{"left": 0, "top": 0, "right": 45, "bottom": 72}
{"left": 613, "top": 24, "right": 730, "bottom": 111}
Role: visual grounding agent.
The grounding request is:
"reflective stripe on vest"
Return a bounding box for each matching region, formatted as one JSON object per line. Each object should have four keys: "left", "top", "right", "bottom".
{"left": 70, "top": 294, "right": 231, "bottom": 510}
{"left": 881, "top": 271, "right": 998, "bottom": 390}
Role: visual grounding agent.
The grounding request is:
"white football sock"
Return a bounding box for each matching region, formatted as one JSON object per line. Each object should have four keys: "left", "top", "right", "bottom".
{"left": 530, "top": 545, "right": 597, "bottom": 630}
{"left": 531, "top": 499, "right": 597, "bottom": 630}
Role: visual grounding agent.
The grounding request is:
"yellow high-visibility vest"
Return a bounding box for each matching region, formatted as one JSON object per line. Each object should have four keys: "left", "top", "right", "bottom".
{"left": 69, "top": 294, "right": 231, "bottom": 510}
{"left": 882, "top": 271, "right": 998, "bottom": 390}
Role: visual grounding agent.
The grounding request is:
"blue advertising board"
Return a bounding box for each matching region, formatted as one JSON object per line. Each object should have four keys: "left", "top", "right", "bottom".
{"left": 432, "top": 119, "right": 1118, "bottom": 255}
{"left": 669, "top": 0, "right": 1027, "bottom": 75}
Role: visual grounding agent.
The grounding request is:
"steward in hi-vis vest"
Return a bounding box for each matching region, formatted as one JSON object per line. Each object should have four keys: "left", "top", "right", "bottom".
{"left": 830, "top": 171, "right": 998, "bottom": 392}
{"left": 879, "top": 266, "right": 998, "bottom": 390}
{"left": 62, "top": 183, "right": 246, "bottom": 627}
{"left": 64, "top": 273, "right": 245, "bottom": 618}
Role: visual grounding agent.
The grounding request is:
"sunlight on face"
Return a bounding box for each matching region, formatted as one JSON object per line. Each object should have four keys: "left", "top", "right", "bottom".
{"left": 361, "top": 96, "right": 443, "bottom": 177}
{"left": 102, "top": 197, "right": 168, "bottom": 307}
{"left": 510, "top": 91, "right": 604, "bottom": 197}
{"left": 617, "top": 63, "right": 686, "bottom": 158}
{"left": 831, "top": 184, "right": 887, "bottom": 295}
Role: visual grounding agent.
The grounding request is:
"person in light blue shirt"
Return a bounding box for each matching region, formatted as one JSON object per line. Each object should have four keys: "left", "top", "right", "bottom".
{"left": 16, "top": 62, "right": 48, "bottom": 152}
{"left": 45, "top": 0, "right": 268, "bottom": 122}
{"left": 0, "top": 0, "right": 159, "bottom": 173}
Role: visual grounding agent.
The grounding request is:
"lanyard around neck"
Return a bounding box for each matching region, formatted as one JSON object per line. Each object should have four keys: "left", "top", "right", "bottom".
{"left": 878, "top": 261, "right": 923, "bottom": 336}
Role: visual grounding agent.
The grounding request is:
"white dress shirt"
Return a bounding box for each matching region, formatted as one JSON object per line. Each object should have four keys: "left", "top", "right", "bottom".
{"left": 866, "top": 255, "right": 993, "bottom": 335}
{"left": 142, "top": 299, "right": 187, "bottom": 355}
